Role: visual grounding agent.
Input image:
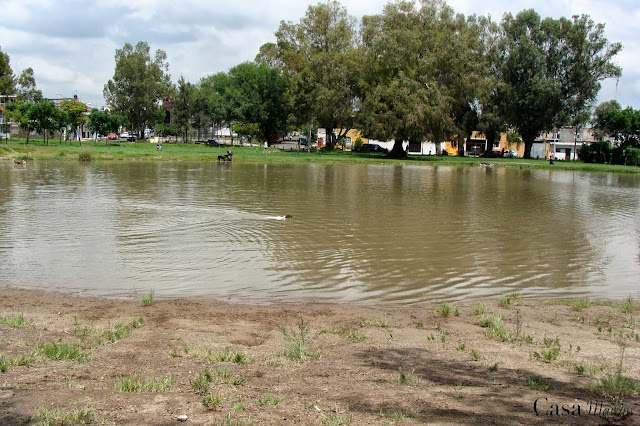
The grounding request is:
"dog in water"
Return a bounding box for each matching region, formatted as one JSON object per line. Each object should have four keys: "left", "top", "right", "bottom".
{"left": 270, "top": 214, "right": 293, "bottom": 220}
{"left": 217, "top": 150, "right": 233, "bottom": 161}
{"left": 13, "top": 159, "right": 26, "bottom": 167}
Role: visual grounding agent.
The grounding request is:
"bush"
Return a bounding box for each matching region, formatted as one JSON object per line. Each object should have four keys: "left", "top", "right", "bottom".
{"left": 580, "top": 141, "right": 611, "bottom": 164}
{"left": 624, "top": 147, "right": 640, "bottom": 166}
{"left": 354, "top": 137, "right": 363, "bottom": 150}
{"left": 78, "top": 150, "right": 92, "bottom": 162}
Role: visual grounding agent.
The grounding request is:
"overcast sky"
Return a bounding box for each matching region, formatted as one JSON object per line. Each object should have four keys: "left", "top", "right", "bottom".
{"left": 1, "top": 0, "right": 637, "bottom": 111}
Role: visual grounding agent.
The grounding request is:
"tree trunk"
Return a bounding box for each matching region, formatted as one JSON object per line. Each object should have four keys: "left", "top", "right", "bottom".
{"left": 457, "top": 137, "right": 465, "bottom": 156}
{"left": 523, "top": 137, "right": 534, "bottom": 159}
{"left": 389, "top": 140, "right": 407, "bottom": 158}
{"left": 482, "top": 130, "right": 497, "bottom": 158}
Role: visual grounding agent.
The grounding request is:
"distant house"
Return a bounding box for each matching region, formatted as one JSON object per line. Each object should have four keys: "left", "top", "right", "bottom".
{"left": 533, "top": 127, "right": 599, "bottom": 160}
{"left": 0, "top": 94, "right": 17, "bottom": 137}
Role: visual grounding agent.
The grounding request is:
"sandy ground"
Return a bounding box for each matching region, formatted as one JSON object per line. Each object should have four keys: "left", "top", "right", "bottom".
{"left": 0, "top": 288, "right": 639, "bottom": 425}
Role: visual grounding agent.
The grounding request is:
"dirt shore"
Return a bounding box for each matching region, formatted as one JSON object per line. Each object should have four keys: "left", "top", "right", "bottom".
{"left": 0, "top": 288, "right": 639, "bottom": 425}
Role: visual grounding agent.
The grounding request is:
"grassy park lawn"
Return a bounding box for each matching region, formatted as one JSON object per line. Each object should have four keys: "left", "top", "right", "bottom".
{"left": 1, "top": 137, "right": 639, "bottom": 173}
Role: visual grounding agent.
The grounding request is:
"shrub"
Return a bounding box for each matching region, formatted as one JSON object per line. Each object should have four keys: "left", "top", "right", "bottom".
{"left": 624, "top": 147, "right": 640, "bottom": 166}
{"left": 354, "top": 137, "right": 363, "bottom": 150}
{"left": 78, "top": 150, "right": 92, "bottom": 162}
{"left": 580, "top": 141, "right": 612, "bottom": 164}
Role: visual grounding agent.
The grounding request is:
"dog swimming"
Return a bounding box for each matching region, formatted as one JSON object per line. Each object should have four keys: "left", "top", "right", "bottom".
{"left": 268, "top": 215, "right": 293, "bottom": 221}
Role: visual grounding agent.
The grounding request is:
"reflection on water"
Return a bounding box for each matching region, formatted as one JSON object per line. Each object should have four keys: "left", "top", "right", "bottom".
{"left": 1, "top": 161, "right": 639, "bottom": 303}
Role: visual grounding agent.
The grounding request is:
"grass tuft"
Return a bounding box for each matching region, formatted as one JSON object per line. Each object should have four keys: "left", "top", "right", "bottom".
{"left": 527, "top": 375, "right": 550, "bottom": 390}
{"left": 499, "top": 293, "right": 523, "bottom": 307}
{"left": 476, "top": 314, "right": 510, "bottom": 341}
{"left": 621, "top": 297, "right": 634, "bottom": 314}
{"left": 257, "top": 393, "right": 283, "bottom": 406}
{"left": 40, "top": 341, "right": 88, "bottom": 361}
{"left": 440, "top": 303, "right": 451, "bottom": 318}
{"left": 114, "top": 375, "right": 173, "bottom": 392}
{"left": 321, "top": 412, "right": 351, "bottom": 425}
{"left": 571, "top": 298, "right": 591, "bottom": 311}
{"left": 393, "top": 368, "right": 422, "bottom": 386}
{"left": 141, "top": 289, "right": 155, "bottom": 307}
{"left": 36, "top": 405, "right": 96, "bottom": 425}
{"left": 191, "top": 369, "right": 213, "bottom": 394}
{"left": 202, "top": 392, "right": 224, "bottom": 410}
{"left": 470, "top": 302, "right": 486, "bottom": 316}
{"left": 345, "top": 331, "right": 366, "bottom": 343}
{"left": 532, "top": 337, "right": 561, "bottom": 362}
{"left": 282, "top": 318, "right": 317, "bottom": 362}
{"left": 595, "top": 349, "right": 639, "bottom": 407}
{"left": 0, "top": 313, "right": 32, "bottom": 327}
{"left": 212, "top": 413, "right": 254, "bottom": 425}
{"left": 0, "top": 314, "right": 31, "bottom": 327}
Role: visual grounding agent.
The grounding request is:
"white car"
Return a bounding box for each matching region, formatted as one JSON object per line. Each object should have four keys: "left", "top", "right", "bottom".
{"left": 503, "top": 150, "right": 519, "bottom": 158}
{"left": 120, "top": 131, "right": 131, "bottom": 139}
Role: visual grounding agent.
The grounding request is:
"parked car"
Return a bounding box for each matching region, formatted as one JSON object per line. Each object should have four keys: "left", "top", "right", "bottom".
{"left": 360, "top": 143, "right": 388, "bottom": 153}
{"left": 108, "top": 133, "right": 117, "bottom": 140}
{"left": 120, "top": 131, "right": 131, "bottom": 139}
{"left": 503, "top": 150, "right": 519, "bottom": 158}
{"left": 205, "top": 139, "right": 220, "bottom": 147}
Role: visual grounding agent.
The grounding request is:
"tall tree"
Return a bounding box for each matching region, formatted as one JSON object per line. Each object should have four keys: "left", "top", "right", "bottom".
{"left": 29, "top": 101, "right": 57, "bottom": 145}
{"left": 172, "top": 76, "right": 194, "bottom": 142}
{"left": 4, "top": 102, "right": 35, "bottom": 142}
{"left": 0, "top": 50, "right": 15, "bottom": 95}
{"left": 498, "top": 10, "right": 621, "bottom": 158}
{"left": 16, "top": 68, "right": 43, "bottom": 103}
{"left": 60, "top": 97, "right": 88, "bottom": 141}
{"left": 257, "top": 0, "right": 358, "bottom": 148}
{"left": 52, "top": 108, "right": 69, "bottom": 144}
{"left": 226, "top": 62, "right": 289, "bottom": 142}
{"left": 198, "top": 72, "right": 236, "bottom": 141}
{"left": 358, "top": 0, "right": 484, "bottom": 157}
{"left": 103, "top": 41, "right": 173, "bottom": 139}
{"left": 593, "top": 100, "right": 640, "bottom": 148}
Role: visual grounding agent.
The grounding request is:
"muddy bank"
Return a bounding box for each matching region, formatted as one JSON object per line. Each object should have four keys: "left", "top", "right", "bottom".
{"left": 0, "top": 288, "right": 639, "bottom": 425}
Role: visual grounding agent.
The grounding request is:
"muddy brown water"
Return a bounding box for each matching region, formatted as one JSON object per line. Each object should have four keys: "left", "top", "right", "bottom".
{"left": 1, "top": 161, "right": 639, "bottom": 303}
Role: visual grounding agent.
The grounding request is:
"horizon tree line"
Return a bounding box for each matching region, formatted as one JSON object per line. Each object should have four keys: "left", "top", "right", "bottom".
{"left": 1, "top": 1, "right": 634, "bottom": 162}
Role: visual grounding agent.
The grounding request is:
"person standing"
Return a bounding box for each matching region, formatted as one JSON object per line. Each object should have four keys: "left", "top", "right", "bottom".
{"left": 264, "top": 141, "right": 268, "bottom": 154}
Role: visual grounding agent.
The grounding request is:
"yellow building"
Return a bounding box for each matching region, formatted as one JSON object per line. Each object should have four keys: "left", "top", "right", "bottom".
{"left": 444, "top": 131, "right": 526, "bottom": 157}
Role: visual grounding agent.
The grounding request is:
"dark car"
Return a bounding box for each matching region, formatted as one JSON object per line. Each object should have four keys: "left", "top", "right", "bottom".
{"left": 205, "top": 139, "right": 220, "bottom": 147}
{"left": 360, "top": 143, "right": 388, "bottom": 153}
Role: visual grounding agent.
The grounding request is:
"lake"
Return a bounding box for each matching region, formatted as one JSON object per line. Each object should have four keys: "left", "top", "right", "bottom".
{"left": 1, "top": 161, "right": 639, "bottom": 304}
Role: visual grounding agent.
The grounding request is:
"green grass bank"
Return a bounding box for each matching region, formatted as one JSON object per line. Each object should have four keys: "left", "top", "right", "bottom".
{"left": 1, "top": 138, "right": 639, "bottom": 174}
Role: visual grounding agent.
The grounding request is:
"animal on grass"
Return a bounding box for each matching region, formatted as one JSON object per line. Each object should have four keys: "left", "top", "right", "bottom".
{"left": 217, "top": 151, "right": 233, "bottom": 161}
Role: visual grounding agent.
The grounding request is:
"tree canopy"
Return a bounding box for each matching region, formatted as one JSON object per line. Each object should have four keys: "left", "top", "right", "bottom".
{"left": 357, "top": 0, "right": 489, "bottom": 157}
{"left": 100, "top": 2, "right": 622, "bottom": 157}
{"left": 16, "top": 68, "right": 43, "bottom": 103}
{"left": 103, "top": 41, "right": 173, "bottom": 138}
{"left": 60, "top": 97, "right": 88, "bottom": 140}
{"left": 593, "top": 100, "right": 640, "bottom": 148}
{"left": 0, "top": 50, "right": 15, "bottom": 96}
{"left": 257, "top": 0, "right": 359, "bottom": 147}
{"left": 498, "top": 10, "right": 621, "bottom": 158}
